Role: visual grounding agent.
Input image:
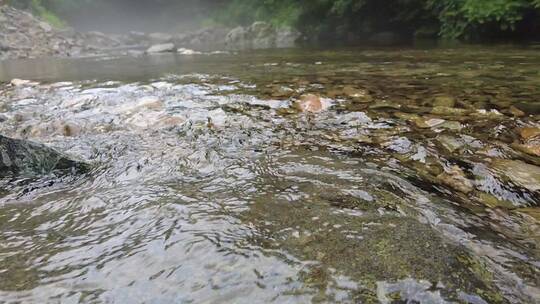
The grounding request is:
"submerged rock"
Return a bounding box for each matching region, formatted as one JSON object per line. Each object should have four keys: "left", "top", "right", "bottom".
{"left": 436, "top": 135, "right": 464, "bottom": 153}
{"left": 294, "top": 94, "right": 324, "bottom": 113}
{"left": 10, "top": 78, "right": 34, "bottom": 87}
{"left": 519, "top": 127, "right": 540, "bottom": 140}
{"left": 146, "top": 43, "right": 176, "bottom": 53}
{"left": 514, "top": 127, "right": 540, "bottom": 157}
{"left": 431, "top": 106, "right": 470, "bottom": 116}
{"left": 492, "top": 159, "right": 540, "bottom": 192}
{"left": 433, "top": 95, "right": 456, "bottom": 108}
{"left": 437, "top": 166, "right": 474, "bottom": 194}
{"left": 414, "top": 117, "right": 445, "bottom": 129}
{"left": 0, "top": 135, "right": 88, "bottom": 177}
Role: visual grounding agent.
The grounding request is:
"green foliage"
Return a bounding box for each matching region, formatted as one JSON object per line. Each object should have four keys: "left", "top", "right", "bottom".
{"left": 32, "top": 0, "right": 66, "bottom": 28}
{"left": 428, "top": 0, "right": 539, "bottom": 39}
{"left": 7, "top": 0, "right": 66, "bottom": 27}
{"left": 218, "top": 0, "right": 540, "bottom": 40}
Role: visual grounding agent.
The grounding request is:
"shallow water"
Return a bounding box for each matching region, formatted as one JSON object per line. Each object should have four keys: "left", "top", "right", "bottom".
{"left": 0, "top": 47, "right": 539, "bottom": 303}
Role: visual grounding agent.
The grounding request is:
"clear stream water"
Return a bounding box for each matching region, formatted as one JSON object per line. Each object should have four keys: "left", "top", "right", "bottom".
{"left": 0, "top": 47, "right": 539, "bottom": 303}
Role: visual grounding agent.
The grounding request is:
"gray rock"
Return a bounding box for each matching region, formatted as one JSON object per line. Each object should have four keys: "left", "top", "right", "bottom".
{"left": 38, "top": 21, "right": 52, "bottom": 32}
{"left": 0, "top": 135, "right": 88, "bottom": 177}
{"left": 225, "top": 26, "right": 250, "bottom": 50}
{"left": 276, "top": 26, "right": 301, "bottom": 48}
{"left": 146, "top": 43, "right": 176, "bottom": 53}
{"left": 225, "top": 21, "right": 300, "bottom": 50}
{"left": 149, "top": 32, "right": 173, "bottom": 43}
{"left": 250, "top": 21, "right": 276, "bottom": 49}
{"left": 173, "top": 27, "right": 229, "bottom": 50}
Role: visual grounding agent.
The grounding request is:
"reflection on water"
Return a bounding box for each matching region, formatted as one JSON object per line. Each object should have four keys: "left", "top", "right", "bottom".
{"left": 0, "top": 47, "right": 539, "bottom": 303}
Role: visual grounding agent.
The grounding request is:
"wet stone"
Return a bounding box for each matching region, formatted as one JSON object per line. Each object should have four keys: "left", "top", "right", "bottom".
{"left": 437, "top": 166, "right": 474, "bottom": 194}
{"left": 433, "top": 95, "right": 456, "bottom": 108}
{"left": 519, "top": 127, "right": 540, "bottom": 140}
{"left": 414, "top": 117, "right": 445, "bottom": 129}
{"left": 436, "top": 135, "right": 464, "bottom": 153}
{"left": 369, "top": 101, "right": 401, "bottom": 110}
{"left": 294, "top": 94, "right": 324, "bottom": 113}
{"left": 491, "top": 159, "right": 540, "bottom": 192}
{"left": 431, "top": 106, "right": 470, "bottom": 116}
{"left": 0, "top": 134, "right": 88, "bottom": 176}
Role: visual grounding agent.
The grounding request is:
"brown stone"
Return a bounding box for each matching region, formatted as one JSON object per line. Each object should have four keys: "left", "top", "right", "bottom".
{"left": 519, "top": 127, "right": 540, "bottom": 140}
{"left": 294, "top": 94, "right": 323, "bottom": 113}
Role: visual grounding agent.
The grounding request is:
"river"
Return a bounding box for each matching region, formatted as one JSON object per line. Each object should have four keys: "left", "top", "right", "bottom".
{"left": 0, "top": 46, "right": 539, "bottom": 303}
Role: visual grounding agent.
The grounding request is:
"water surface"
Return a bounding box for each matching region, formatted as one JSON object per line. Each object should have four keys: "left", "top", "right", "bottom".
{"left": 0, "top": 47, "right": 539, "bottom": 303}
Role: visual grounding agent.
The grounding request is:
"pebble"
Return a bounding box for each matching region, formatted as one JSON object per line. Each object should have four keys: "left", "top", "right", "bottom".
{"left": 294, "top": 94, "right": 324, "bottom": 113}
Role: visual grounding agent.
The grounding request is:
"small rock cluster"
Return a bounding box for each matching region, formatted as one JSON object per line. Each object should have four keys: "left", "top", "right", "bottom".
{"left": 0, "top": 5, "right": 124, "bottom": 60}
{"left": 225, "top": 22, "right": 301, "bottom": 50}
{"left": 137, "top": 22, "right": 302, "bottom": 54}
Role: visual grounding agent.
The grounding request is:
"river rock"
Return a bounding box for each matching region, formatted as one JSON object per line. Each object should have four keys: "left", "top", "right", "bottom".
{"left": 295, "top": 94, "right": 324, "bottom": 113}
{"left": 53, "top": 121, "right": 82, "bottom": 137}
{"left": 146, "top": 43, "right": 176, "bottom": 53}
{"left": 519, "top": 127, "right": 540, "bottom": 140}
{"left": 135, "top": 96, "right": 164, "bottom": 111}
{"left": 148, "top": 32, "right": 173, "bottom": 43}
{"left": 514, "top": 127, "right": 540, "bottom": 157}
{"left": 38, "top": 21, "right": 52, "bottom": 32}
{"left": 431, "top": 106, "right": 470, "bottom": 116}
{"left": 433, "top": 95, "right": 456, "bottom": 108}
{"left": 127, "top": 31, "right": 148, "bottom": 43}
{"left": 0, "top": 135, "right": 88, "bottom": 176}
{"left": 492, "top": 159, "right": 540, "bottom": 192}
{"left": 414, "top": 117, "right": 445, "bottom": 129}
{"left": 174, "top": 27, "right": 230, "bottom": 50}
{"left": 225, "top": 21, "right": 300, "bottom": 50}
{"left": 276, "top": 26, "right": 301, "bottom": 48}
{"left": 342, "top": 86, "right": 373, "bottom": 102}
{"left": 437, "top": 135, "right": 464, "bottom": 153}
{"left": 437, "top": 166, "right": 474, "bottom": 194}
{"left": 514, "top": 102, "right": 540, "bottom": 115}
{"left": 225, "top": 26, "right": 250, "bottom": 50}
{"left": 508, "top": 106, "right": 525, "bottom": 117}
{"left": 177, "top": 48, "right": 200, "bottom": 55}
{"left": 251, "top": 21, "right": 275, "bottom": 49}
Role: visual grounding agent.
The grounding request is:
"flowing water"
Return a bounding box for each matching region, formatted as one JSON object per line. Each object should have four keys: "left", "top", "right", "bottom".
{"left": 0, "top": 46, "right": 539, "bottom": 303}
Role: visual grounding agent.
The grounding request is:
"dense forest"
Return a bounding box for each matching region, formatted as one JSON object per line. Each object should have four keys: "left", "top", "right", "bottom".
{"left": 7, "top": 0, "right": 540, "bottom": 41}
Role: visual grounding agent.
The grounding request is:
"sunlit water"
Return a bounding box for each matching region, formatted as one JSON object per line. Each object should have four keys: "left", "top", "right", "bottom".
{"left": 0, "top": 47, "right": 539, "bottom": 303}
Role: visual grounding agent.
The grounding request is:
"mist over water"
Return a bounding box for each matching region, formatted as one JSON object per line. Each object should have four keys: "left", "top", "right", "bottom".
{"left": 60, "top": 0, "right": 217, "bottom": 33}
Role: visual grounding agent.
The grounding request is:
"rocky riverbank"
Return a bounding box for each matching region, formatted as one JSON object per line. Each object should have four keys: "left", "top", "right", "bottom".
{"left": 130, "top": 22, "right": 301, "bottom": 54}
{"left": 0, "top": 5, "right": 302, "bottom": 60}
{"left": 0, "top": 5, "right": 128, "bottom": 60}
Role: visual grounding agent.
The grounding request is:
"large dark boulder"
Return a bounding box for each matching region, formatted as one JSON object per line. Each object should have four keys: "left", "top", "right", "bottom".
{"left": 0, "top": 135, "right": 88, "bottom": 177}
